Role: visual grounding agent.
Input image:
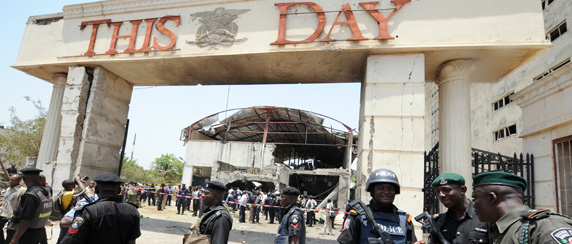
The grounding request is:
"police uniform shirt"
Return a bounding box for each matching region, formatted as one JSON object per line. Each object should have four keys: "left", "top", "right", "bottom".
{"left": 280, "top": 203, "right": 306, "bottom": 244}
{"left": 13, "top": 185, "right": 44, "bottom": 222}
{"left": 338, "top": 200, "right": 417, "bottom": 244}
{"left": 490, "top": 205, "right": 572, "bottom": 244}
{"left": 60, "top": 194, "right": 141, "bottom": 244}
{"left": 199, "top": 202, "right": 233, "bottom": 244}
{"left": 431, "top": 201, "right": 489, "bottom": 244}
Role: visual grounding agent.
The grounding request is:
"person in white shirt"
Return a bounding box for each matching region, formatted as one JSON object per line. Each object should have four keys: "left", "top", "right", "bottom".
{"left": 0, "top": 174, "right": 26, "bottom": 243}
{"left": 321, "top": 199, "right": 335, "bottom": 235}
{"left": 238, "top": 192, "right": 248, "bottom": 223}
{"left": 305, "top": 196, "right": 317, "bottom": 227}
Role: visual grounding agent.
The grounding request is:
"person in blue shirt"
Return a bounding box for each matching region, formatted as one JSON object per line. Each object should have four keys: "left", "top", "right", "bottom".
{"left": 177, "top": 184, "right": 189, "bottom": 214}
{"left": 338, "top": 169, "right": 417, "bottom": 244}
{"left": 166, "top": 185, "right": 173, "bottom": 206}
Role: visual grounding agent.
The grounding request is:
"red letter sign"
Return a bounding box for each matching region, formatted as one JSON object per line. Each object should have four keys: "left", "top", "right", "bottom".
{"left": 271, "top": 2, "right": 326, "bottom": 45}
{"left": 321, "top": 3, "right": 367, "bottom": 42}
{"left": 80, "top": 19, "right": 112, "bottom": 56}
{"left": 153, "top": 16, "right": 180, "bottom": 50}
{"left": 360, "top": 0, "right": 410, "bottom": 40}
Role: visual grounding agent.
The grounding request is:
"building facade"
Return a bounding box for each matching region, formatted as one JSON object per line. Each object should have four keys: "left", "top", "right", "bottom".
{"left": 425, "top": 0, "right": 571, "bottom": 214}
{"left": 13, "top": 0, "right": 549, "bottom": 237}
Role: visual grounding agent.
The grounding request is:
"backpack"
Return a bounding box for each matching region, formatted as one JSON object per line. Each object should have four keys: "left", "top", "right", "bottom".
{"left": 49, "top": 190, "right": 76, "bottom": 221}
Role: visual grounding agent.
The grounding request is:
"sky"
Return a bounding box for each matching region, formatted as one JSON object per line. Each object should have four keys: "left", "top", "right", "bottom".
{"left": 0, "top": 1, "right": 362, "bottom": 170}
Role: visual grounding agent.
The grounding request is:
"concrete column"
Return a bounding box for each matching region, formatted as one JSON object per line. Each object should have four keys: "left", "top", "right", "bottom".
{"left": 37, "top": 74, "right": 66, "bottom": 176}
{"left": 54, "top": 67, "right": 91, "bottom": 191}
{"left": 74, "top": 66, "right": 133, "bottom": 178}
{"left": 357, "top": 54, "right": 425, "bottom": 236}
{"left": 53, "top": 66, "right": 132, "bottom": 192}
{"left": 435, "top": 60, "right": 475, "bottom": 188}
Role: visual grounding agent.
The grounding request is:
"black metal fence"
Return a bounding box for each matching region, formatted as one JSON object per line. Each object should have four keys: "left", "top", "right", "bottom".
{"left": 423, "top": 143, "right": 535, "bottom": 215}
{"left": 423, "top": 143, "right": 440, "bottom": 215}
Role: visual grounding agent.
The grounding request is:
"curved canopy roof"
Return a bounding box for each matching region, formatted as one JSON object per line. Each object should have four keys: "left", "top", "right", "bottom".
{"left": 183, "top": 106, "right": 356, "bottom": 169}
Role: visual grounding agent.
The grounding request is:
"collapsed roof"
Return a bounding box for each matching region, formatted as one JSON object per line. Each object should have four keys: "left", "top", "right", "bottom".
{"left": 182, "top": 106, "right": 356, "bottom": 169}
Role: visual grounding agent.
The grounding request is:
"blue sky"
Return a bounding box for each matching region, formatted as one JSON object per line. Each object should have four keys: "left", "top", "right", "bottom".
{"left": 0, "top": 1, "right": 362, "bottom": 169}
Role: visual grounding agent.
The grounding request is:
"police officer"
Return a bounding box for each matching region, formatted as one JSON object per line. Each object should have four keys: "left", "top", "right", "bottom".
{"left": 60, "top": 173, "right": 141, "bottom": 244}
{"left": 184, "top": 181, "right": 232, "bottom": 244}
{"left": 472, "top": 171, "right": 572, "bottom": 244}
{"left": 430, "top": 173, "right": 488, "bottom": 244}
{"left": 338, "top": 168, "right": 417, "bottom": 244}
{"left": 275, "top": 187, "right": 305, "bottom": 244}
{"left": 5, "top": 168, "right": 52, "bottom": 244}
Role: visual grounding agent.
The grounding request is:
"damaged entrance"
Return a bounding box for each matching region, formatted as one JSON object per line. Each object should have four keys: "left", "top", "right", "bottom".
{"left": 180, "top": 106, "right": 356, "bottom": 204}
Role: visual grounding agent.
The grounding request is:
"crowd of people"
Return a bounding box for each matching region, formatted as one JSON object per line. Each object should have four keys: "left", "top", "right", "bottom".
{"left": 2, "top": 167, "right": 572, "bottom": 244}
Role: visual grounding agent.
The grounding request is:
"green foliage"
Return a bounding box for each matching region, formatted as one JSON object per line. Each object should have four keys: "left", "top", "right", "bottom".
{"left": 120, "top": 156, "right": 147, "bottom": 183}
{"left": 121, "top": 154, "right": 184, "bottom": 184}
{"left": 0, "top": 97, "right": 46, "bottom": 167}
{"left": 150, "top": 153, "right": 183, "bottom": 183}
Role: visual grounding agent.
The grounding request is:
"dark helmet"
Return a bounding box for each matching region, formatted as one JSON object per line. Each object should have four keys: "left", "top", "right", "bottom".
{"left": 366, "top": 169, "right": 400, "bottom": 194}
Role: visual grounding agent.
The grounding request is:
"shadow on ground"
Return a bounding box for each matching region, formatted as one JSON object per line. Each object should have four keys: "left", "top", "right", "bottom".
{"left": 140, "top": 217, "right": 189, "bottom": 235}
{"left": 140, "top": 217, "right": 337, "bottom": 243}
{"left": 230, "top": 229, "right": 337, "bottom": 244}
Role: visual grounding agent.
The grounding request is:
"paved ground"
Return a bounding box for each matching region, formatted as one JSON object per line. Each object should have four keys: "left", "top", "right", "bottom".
{"left": 45, "top": 203, "right": 340, "bottom": 243}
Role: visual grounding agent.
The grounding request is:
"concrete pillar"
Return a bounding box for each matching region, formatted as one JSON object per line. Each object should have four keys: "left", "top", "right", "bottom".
{"left": 54, "top": 67, "right": 92, "bottom": 190}
{"left": 74, "top": 66, "right": 133, "bottom": 178}
{"left": 357, "top": 54, "right": 425, "bottom": 236}
{"left": 37, "top": 74, "right": 66, "bottom": 178}
{"left": 435, "top": 60, "right": 475, "bottom": 189}
{"left": 53, "top": 66, "right": 132, "bottom": 192}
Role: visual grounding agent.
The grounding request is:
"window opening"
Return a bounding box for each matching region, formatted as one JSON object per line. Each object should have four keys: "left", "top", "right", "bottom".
{"left": 534, "top": 58, "right": 571, "bottom": 82}
{"left": 555, "top": 137, "right": 572, "bottom": 215}
{"left": 546, "top": 20, "right": 567, "bottom": 42}
{"left": 492, "top": 92, "right": 514, "bottom": 112}
{"left": 494, "top": 124, "right": 517, "bottom": 141}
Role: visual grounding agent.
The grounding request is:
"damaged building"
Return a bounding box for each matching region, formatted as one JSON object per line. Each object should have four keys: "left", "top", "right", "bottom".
{"left": 180, "top": 106, "right": 356, "bottom": 204}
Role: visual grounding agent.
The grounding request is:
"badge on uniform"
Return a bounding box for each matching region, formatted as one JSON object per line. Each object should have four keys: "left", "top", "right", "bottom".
{"left": 69, "top": 217, "right": 85, "bottom": 234}
{"left": 551, "top": 228, "right": 572, "bottom": 243}
{"left": 342, "top": 218, "right": 351, "bottom": 231}
{"left": 290, "top": 215, "right": 299, "bottom": 228}
{"left": 291, "top": 215, "right": 299, "bottom": 224}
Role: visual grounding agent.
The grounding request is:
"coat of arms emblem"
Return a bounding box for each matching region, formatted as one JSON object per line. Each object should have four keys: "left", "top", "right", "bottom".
{"left": 187, "top": 7, "right": 250, "bottom": 48}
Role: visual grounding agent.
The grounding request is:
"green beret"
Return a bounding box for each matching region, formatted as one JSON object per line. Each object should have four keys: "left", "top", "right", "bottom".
{"left": 473, "top": 171, "right": 527, "bottom": 191}
{"left": 431, "top": 173, "right": 465, "bottom": 188}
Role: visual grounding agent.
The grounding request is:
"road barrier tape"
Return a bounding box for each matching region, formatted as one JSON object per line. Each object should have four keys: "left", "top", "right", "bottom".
{"left": 128, "top": 187, "right": 348, "bottom": 215}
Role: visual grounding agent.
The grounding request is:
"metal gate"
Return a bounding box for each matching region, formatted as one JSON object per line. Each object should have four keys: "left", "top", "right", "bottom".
{"left": 423, "top": 142, "right": 535, "bottom": 215}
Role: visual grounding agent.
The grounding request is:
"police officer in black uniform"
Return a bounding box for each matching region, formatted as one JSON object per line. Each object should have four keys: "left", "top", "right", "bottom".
{"left": 338, "top": 168, "right": 417, "bottom": 244}
{"left": 430, "top": 173, "right": 488, "bottom": 244}
{"left": 275, "top": 187, "right": 305, "bottom": 244}
{"left": 6, "top": 168, "right": 52, "bottom": 244}
{"left": 60, "top": 172, "right": 141, "bottom": 244}
{"left": 184, "top": 181, "right": 232, "bottom": 244}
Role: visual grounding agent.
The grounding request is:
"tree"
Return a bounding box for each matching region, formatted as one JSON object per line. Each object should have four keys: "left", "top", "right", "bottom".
{"left": 150, "top": 153, "right": 183, "bottom": 183}
{"left": 120, "top": 156, "right": 147, "bottom": 183}
{"left": 0, "top": 97, "right": 46, "bottom": 167}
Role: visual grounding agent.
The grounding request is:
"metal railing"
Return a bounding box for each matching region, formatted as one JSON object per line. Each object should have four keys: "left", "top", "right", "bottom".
{"left": 423, "top": 143, "right": 535, "bottom": 215}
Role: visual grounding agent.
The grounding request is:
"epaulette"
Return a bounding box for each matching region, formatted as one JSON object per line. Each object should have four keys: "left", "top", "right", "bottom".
{"left": 407, "top": 214, "right": 412, "bottom": 223}
{"left": 521, "top": 209, "right": 550, "bottom": 220}
{"left": 349, "top": 210, "right": 358, "bottom": 216}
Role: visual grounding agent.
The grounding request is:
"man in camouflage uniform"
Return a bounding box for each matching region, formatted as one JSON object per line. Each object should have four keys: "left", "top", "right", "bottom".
{"left": 472, "top": 171, "right": 572, "bottom": 244}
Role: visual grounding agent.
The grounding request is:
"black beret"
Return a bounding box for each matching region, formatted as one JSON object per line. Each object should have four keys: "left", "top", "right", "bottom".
{"left": 473, "top": 171, "right": 527, "bottom": 191}
{"left": 432, "top": 173, "right": 465, "bottom": 188}
{"left": 19, "top": 168, "right": 42, "bottom": 175}
{"left": 204, "top": 181, "right": 226, "bottom": 192}
{"left": 62, "top": 179, "right": 75, "bottom": 186}
{"left": 282, "top": 187, "right": 300, "bottom": 196}
{"left": 94, "top": 173, "right": 124, "bottom": 184}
